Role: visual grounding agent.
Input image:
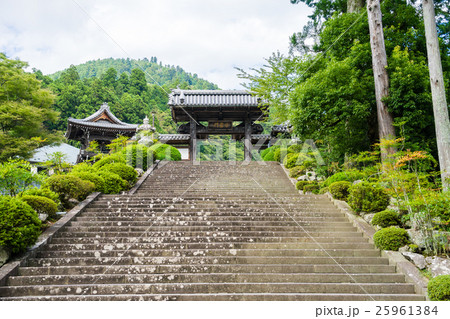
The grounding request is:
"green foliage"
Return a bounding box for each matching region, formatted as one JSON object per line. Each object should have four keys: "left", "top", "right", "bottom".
{"left": 92, "top": 153, "right": 126, "bottom": 169}
{"left": 100, "top": 163, "right": 137, "bottom": 188}
{"left": 43, "top": 175, "right": 95, "bottom": 206}
{"left": 150, "top": 143, "right": 181, "bottom": 161}
{"left": 22, "top": 187, "right": 60, "bottom": 207}
{"left": 303, "top": 183, "right": 320, "bottom": 194}
{"left": 107, "top": 135, "right": 130, "bottom": 154}
{"left": 347, "top": 182, "right": 390, "bottom": 213}
{"left": 373, "top": 227, "right": 409, "bottom": 251}
{"left": 96, "top": 171, "right": 127, "bottom": 194}
{"left": 261, "top": 145, "right": 279, "bottom": 162}
{"left": 21, "top": 195, "right": 58, "bottom": 219}
{"left": 319, "top": 187, "right": 329, "bottom": 194}
{"left": 0, "top": 159, "right": 43, "bottom": 196}
{"left": 0, "top": 54, "right": 59, "bottom": 161}
{"left": 329, "top": 181, "right": 352, "bottom": 201}
{"left": 324, "top": 170, "right": 364, "bottom": 187}
{"left": 371, "top": 210, "right": 401, "bottom": 228}
{"left": 70, "top": 172, "right": 105, "bottom": 193}
{"left": 428, "top": 275, "right": 450, "bottom": 301}
{"left": 0, "top": 196, "right": 41, "bottom": 253}
{"left": 406, "top": 192, "right": 450, "bottom": 227}
{"left": 122, "top": 144, "right": 155, "bottom": 170}
{"left": 296, "top": 180, "right": 313, "bottom": 191}
{"left": 289, "top": 166, "right": 306, "bottom": 178}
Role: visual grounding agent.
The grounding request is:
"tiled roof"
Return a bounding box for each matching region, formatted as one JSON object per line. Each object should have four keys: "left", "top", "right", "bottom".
{"left": 159, "top": 134, "right": 191, "bottom": 142}
{"left": 168, "top": 89, "right": 261, "bottom": 107}
{"left": 68, "top": 103, "right": 137, "bottom": 129}
{"left": 67, "top": 118, "right": 138, "bottom": 130}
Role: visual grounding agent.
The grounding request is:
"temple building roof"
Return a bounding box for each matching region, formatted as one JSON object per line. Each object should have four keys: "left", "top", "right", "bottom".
{"left": 65, "top": 103, "right": 138, "bottom": 141}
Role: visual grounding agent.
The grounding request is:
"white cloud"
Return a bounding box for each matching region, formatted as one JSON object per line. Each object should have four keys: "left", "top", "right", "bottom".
{"left": 0, "top": 0, "right": 311, "bottom": 89}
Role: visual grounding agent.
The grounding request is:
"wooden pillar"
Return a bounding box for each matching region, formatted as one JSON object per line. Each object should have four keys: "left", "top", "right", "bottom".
{"left": 244, "top": 118, "right": 252, "bottom": 162}
{"left": 189, "top": 117, "right": 197, "bottom": 161}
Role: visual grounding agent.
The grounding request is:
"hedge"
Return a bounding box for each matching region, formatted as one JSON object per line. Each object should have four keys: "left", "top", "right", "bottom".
{"left": 21, "top": 195, "right": 58, "bottom": 219}
{"left": 373, "top": 227, "right": 409, "bottom": 251}
{"left": 329, "top": 181, "right": 352, "bottom": 201}
{"left": 428, "top": 275, "right": 450, "bottom": 301}
{"left": 347, "top": 182, "right": 390, "bottom": 213}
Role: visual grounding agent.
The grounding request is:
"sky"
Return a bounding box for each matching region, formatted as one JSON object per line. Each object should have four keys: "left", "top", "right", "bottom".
{"left": 0, "top": 0, "right": 311, "bottom": 89}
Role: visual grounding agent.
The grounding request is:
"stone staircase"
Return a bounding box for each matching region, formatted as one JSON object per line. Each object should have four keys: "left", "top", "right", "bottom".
{"left": 0, "top": 161, "right": 425, "bottom": 300}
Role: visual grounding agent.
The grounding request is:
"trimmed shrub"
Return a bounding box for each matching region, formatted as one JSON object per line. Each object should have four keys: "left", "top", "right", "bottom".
{"left": 100, "top": 163, "right": 137, "bottom": 187}
{"left": 0, "top": 196, "right": 41, "bottom": 253}
{"left": 43, "top": 175, "right": 95, "bottom": 206}
{"left": 329, "top": 181, "right": 352, "bottom": 201}
{"left": 92, "top": 153, "right": 126, "bottom": 170}
{"left": 70, "top": 172, "right": 106, "bottom": 193}
{"left": 303, "top": 184, "right": 319, "bottom": 194}
{"left": 122, "top": 144, "right": 155, "bottom": 170}
{"left": 22, "top": 187, "right": 60, "bottom": 207}
{"left": 96, "top": 171, "right": 127, "bottom": 194}
{"left": 150, "top": 144, "right": 181, "bottom": 161}
{"left": 296, "top": 180, "right": 311, "bottom": 191}
{"left": 347, "top": 182, "right": 390, "bottom": 213}
{"left": 319, "top": 187, "right": 329, "bottom": 194}
{"left": 283, "top": 152, "right": 311, "bottom": 169}
{"left": 428, "top": 275, "right": 450, "bottom": 301}
{"left": 21, "top": 195, "right": 58, "bottom": 219}
{"left": 371, "top": 210, "right": 400, "bottom": 228}
{"left": 373, "top": 227, "right": 409, "bottom": 251}
{"left": 71, "top": 162, "right": 94, "bottom": 174}
{"left": 261, "top": 145, "right": 279, "bottom": 161}
{"left": 273, "top": 147, "right": 288, "bottom": 163}
{"left": 287, "top": 144, "right": 303, "bottom": 154}
{"left": 289, "top": 166, "right": 306, "bottom": 179}
{"left": 324, "top": 170, "right": 365, "bottom": 187}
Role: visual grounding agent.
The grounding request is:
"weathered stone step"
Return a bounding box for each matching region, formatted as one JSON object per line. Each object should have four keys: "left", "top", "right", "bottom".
{"left": 0, "top": 282, "right": 417, "bottom": 297}
{"left": 79, "top": 210, "right": 345, "bottom": 217}
{"left": 54, "top": 231, "right": 367, "bottom": 240}
{"left": 28, "top": 255, "right": 386, "bottom": 267}
{"left": 7, "top": 272, "right": 406, "bottom": 286}
{"left": 0, "top": 293, "right": 426, "bottom": 301}
{"left": 17, "top": 264, "right": 399, "bottom": 276}
{"left": 61, "top": 225, "right": 358, "bottom": 233}
{"left": 42, "top": 246, "right": 378, "bottom": 257}
{"left": 68, "top": 220, "right": 354, "bottom": 228}
{"left": 74, "top": 216, "right": 350, "bottom": 222}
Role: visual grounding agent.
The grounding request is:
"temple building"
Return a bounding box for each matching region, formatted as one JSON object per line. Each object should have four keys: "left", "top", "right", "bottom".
{"left": 66, "top": 90, "right": 289, "bottom": 162}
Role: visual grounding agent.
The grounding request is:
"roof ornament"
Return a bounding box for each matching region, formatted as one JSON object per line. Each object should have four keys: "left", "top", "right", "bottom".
{"left": 179, "top": 90, "right": 185, "bottom": 104}
{"left": 137, "top": 115, "right": 155, "bottom": 132}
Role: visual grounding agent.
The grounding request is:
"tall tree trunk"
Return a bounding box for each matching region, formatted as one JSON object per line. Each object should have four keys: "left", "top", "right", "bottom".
{"left": 347, "top": 0, "right": 364, "bottom": 13}
{"left": 423, "top": 0, "right": 450, "bottom": 191}
{"left": 367, "top": 0, "right": 396, "bottom": 160}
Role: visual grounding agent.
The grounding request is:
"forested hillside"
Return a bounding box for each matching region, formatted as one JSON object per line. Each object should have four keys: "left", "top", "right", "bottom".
{"left": 36, "top": 57, "right": 219, "bottom": 134}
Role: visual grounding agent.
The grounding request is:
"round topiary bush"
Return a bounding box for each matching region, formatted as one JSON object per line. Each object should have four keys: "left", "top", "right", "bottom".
{"left": 287, "top": 144, "right": 303, "bottom": 154}
{"left": 319, "top": 187, "right": 329, "bottom": 194}
{"left": 70, "top": 172, "right": 106, "bottom": 193}
{"left": 0, "top": 196, "right": 42, "bottom": 253}
{"left": 122, "top": 144, "right": 155, "bottom": 170}
{"left": 43, "top": 175, "right": 95, "bottom": 207}
{"left": 21, "top": 195, "right": 58, "bottom": 219}
{"left": 373, "top": 227, "right": 409, "bottom": 251}
{"left": 428, "top": 275, "right": 450, "bottom": 301}
{"left": 22, "top": 187, "right": 60, "bottom": 207}
{"left": 96, "top": 171, "right": 128, "bottom": 194}
{"left": 100, "top": 163, "right": 137, "bottom": 187}
{"left": 92, "top": 153, "right": 126, "bottom": 169}
{"left": 273, "top": 147, "right": 288, "bottom": 163}
{"left": 296, "top": 180, "right": 311, "bottom": 191}
{"left": 329, "top": 181, "right": 352, "bottom": 201}
{"left": 303, "top": 184, "right": 319, "bottom": 194}
{"left": 324, "top": 170, "right": 365, "bottom": 187}
{"left": 289, "top": 166, "right": 306, "bottom": 179}
{"left": 150, "top": 144, "right": 181, "bottom": 161}
{"left": 371, "top": 210, "right": 400, "bottom": 228}
{"left": 347, "top": 182, "right": 390, "bottom": 213}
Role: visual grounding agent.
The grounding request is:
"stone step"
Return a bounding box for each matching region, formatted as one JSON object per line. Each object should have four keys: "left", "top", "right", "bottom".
{"left": 73, "top": 216, "right": 350, "bottom": 222}
{"left": 28, "top": 256, "right": 387, "bottom": 267}
{"left": 0, "top": 293, "right": 426, "bottom": 301}
{"left": 42, "top": 246, "right": 379, "bottom": 257}
{"left": 7, "top": 273, "right": 407, "bottom": 286}
{"left": 17, "top": 264, "right": 399, "bottom": 276}
{"left": 0, "top": 282, "right": 417, "bottom": 297}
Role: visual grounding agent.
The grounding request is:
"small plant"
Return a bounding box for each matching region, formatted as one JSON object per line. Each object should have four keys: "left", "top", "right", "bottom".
{"left": 21, "top": 195, "right": 58, "bottom": 219}
{"left": 428, "top": 275, "right": 450, "bottom": 301}
{"left": 96, "top": 171, "right": 127, "bottom": 194}
{"left": 324, "top": 170, "right": 364, "bottom": 187}
{"left": 0, "top": 196, "right": 42, "bottom": 253}
{"left": 371, "top": 210, "right": 400, "bottom": 228}
{"left": 329, "top": 181, "right": 352, "bottom": 200}
{"left": 347, "top": 182, "right": 390, "bottom": 213}
{"left": 373, "top": 226, "right": 409, "bottom": 251}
